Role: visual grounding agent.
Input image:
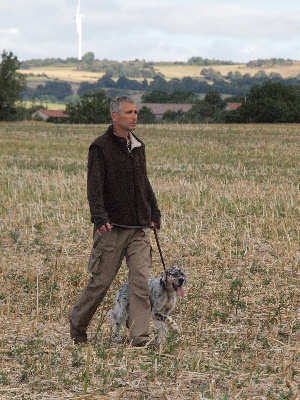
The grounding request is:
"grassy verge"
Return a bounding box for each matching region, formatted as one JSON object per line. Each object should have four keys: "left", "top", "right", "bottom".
{"left": 0, "top": 123, "right": 299, "bottom": 399}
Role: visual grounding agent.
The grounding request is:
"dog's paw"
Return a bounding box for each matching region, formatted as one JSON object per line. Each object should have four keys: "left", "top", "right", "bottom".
{"left": 170, "top": 321, "right": 181, "bottom": 334}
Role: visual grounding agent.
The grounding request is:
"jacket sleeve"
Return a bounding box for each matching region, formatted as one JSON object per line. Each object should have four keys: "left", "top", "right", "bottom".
{"left": 146, "top": 178, "right": 161, "bottom": 228}
{"left": 142, "top": 145, "right": 161, "bottom": 227}
{"left": 87, "top": 144, "right": 109, "bottom": 229}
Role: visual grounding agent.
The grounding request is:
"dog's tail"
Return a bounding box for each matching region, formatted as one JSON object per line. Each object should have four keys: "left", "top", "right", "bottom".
{"left": 154, "top": 312, "right": 181, "bottom": 334}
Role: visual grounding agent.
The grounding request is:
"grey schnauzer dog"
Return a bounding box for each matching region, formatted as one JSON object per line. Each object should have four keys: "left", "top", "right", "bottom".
{"left": 109, "top": 265, "right": 187, "bottom": 343}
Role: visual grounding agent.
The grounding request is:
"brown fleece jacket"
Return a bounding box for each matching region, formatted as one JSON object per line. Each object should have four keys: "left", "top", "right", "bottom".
{"left": 87, "top": 125, "right": 161, "bottom": 230}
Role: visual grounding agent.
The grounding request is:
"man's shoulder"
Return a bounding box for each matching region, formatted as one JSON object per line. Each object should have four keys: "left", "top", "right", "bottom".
{"left": 90, "top": 125, "right": 113, "bottom": 148}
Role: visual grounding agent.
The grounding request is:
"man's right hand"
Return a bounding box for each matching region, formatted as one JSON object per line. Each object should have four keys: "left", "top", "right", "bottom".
{"left": 97, "top": 222, "right": 113, "bottom": 235}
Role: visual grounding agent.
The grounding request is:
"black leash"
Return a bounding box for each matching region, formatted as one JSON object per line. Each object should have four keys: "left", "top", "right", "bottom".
{"left": 153, "top": 228, "right": 167, "bottom": 271}
{"left": 92, "top": 223, "right": 167, "bottom": 271}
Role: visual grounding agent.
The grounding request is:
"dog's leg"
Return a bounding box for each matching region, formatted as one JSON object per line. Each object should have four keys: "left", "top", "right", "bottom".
{"left": 153, "top": 319, "right": 168, "bottom": 343}
{"left": 154, "top": 312, "right": 181, "bottom": 334}
{"left": 109, "top": 310, "right": 122, "bottom": 342}
{"left": 109, "top": 284, "right": 129, "bottom": 342}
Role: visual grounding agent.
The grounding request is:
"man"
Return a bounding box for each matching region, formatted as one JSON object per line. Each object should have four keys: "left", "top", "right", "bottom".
{"left": 69, "top": 96, "right": 161, "bottom": 347}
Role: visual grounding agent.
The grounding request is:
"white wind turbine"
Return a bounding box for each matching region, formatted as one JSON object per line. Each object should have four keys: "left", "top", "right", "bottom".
{"left": 75, "top": 0, "right": 84, "bottom": 60}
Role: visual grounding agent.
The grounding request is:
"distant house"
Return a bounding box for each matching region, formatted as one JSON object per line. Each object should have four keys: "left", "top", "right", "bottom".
{"left": 32, "top": 109, "right": 70, "bottom": 123}
{"left": 225, "top": 102, "right": 242, "bottom": 111}
{"left": 137, "top": 103, "right": 192, "bottom": 120}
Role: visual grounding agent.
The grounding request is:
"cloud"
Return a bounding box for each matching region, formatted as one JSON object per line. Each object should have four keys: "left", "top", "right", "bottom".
{"left": 1, "top": 1, "right": 300, "bottom": 62}
{"left": 0, "top": 28, "right": 19, "bottom": 35}
{"left": 98, "top": 3, "right": 300, "bottom": 41}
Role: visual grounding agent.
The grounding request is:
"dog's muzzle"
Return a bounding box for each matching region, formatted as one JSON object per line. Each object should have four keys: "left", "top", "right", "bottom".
{"left": 173, "top": 279, "right": 186, "bottom": 297}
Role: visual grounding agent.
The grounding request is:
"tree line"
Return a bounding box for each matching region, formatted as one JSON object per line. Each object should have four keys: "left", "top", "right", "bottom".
{"left": 65, "top": 83, "right": 300, "bottom": 125}
{"left": 75, "top": 69, "right": 300, "bottom": 98}
{"left": 21, "top": 69, "right": 300, "bottom": 106}
{"left": 20, "top": 52, "right": 300, "bottom": 101}
{"left": 2, "top": 50, "right": 300, "bottom": 124}
{"left": 20, "top": 53, "right": 235, "bottom": 70}
{"left": 20, "top": 53, "right": 292, "bottom": 70}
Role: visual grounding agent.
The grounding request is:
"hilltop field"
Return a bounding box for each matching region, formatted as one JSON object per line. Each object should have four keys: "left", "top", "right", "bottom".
{"left": 20, "top": 62, "right": 300, "bottom": 84}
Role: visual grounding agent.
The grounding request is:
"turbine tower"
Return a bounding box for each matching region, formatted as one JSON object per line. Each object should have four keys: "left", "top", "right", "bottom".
{"left": 75, "top": 0, "right": 84, "bottom": 60}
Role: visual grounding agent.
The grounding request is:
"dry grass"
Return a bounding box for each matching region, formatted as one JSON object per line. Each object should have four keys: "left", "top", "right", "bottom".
{"left": 0, "top": 123, "right": 300, "bottom": 399}
{"left": 21, "top": 67, "right": 105, "bottom": 83}
{"left": 155, "top": 63, "right": 300, "bottom": 80}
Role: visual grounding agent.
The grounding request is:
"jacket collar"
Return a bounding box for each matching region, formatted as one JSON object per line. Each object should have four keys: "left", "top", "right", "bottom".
{"left": 108, "top": 124, "right": 142, "bottom": 151}
{"left": 128, "top": 131, "right": 142, "bottom": 150}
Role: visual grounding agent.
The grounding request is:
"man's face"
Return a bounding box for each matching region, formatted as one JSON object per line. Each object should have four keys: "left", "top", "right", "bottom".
{"left": 112, "top": 101, "right": 138, "bottom": 133}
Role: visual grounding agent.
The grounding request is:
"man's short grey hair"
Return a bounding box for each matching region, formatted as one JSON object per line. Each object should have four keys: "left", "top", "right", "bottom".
{"left": 110, "top": 96, "right": 135, "bottom": 116}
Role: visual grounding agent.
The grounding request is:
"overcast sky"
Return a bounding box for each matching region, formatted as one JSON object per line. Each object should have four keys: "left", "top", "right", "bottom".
{"left": 1, "top": 0, "right": 300, "bottom": 63}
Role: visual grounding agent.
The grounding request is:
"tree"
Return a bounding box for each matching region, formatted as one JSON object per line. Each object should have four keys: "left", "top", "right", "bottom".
{"left": 97, "top": 73, "right": 116, "bottom": 88}
{"left": 230, "top": 81, "right": 300, "bottom": 123}
{"left": 186, "top": 100, "right": 215, "bottom": 123}
{"left": 0, "top": 51, "right": 26, "bottom": 121}
{"left": 200, "top": 68, "right": 224, "bottom": 82}
{"left": 253, "top": 70, "right": 268, "bottom": 84}
{"left": 141, "top": 90, "right": 170, "bottom": 103}
{"left": 35, "top": 81, "right": 73, "bottom": 101}
{"left": 162, "top": 110, "right": 186, "bottom": 123}
{"left": 148, "top": 75, "right": 168, "bottom": 92}
{"left": 224, "top": 81, "right": 300, "bottom": 123}
{"left": 66, "top": 92, "right": 111, "bottom": 124}
{"left": 137, "top": 106, "right": 156, "bottom": 124}
{"left": 116, "top": 76, "right": 141, "bottom": 90}
{"left": 141, "top": 90, "right": 195, "bottom": 104}
{"left": 82, "top": 52, "right": 95, "bottom": 67}
{"left": 205, "top": 91, "right": 223, "bottom": 109}
{"left": 185, "top": 91, "right": 225, "bottom": 123}
{"left": 181, "top": 76, "right": 200, "bottom": 92}
{"left": 168, "top": 91, "right": 196, "bottom": 104}
{"left": 269, "top": 72, "right": 282, "bottom": 82}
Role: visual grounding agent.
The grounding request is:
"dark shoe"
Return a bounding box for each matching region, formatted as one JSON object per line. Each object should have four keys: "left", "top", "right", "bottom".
{"left": 70, "top": 323, "right": 87, "bottom": 344}
{"left": 134, "top": 339, "right": 160, "bottom": 350}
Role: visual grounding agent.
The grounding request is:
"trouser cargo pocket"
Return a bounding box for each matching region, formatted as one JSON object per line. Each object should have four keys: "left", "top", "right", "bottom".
{"left": 88, "top": 231, "right": 117, "bottom": 273}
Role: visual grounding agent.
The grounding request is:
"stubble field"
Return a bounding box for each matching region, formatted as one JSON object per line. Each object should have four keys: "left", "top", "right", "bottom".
{"left": 0, "top": 122, "right": 299, "bottom": 399}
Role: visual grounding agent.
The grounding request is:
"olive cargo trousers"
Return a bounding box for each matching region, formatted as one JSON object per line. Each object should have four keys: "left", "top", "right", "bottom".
{"left": 69, "top": 227, "right": 152, "bottom": 346}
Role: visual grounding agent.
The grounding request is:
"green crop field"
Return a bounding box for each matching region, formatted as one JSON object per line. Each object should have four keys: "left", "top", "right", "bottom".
{"left": 0, "top": 122, "right": 299, "bottom": 399}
